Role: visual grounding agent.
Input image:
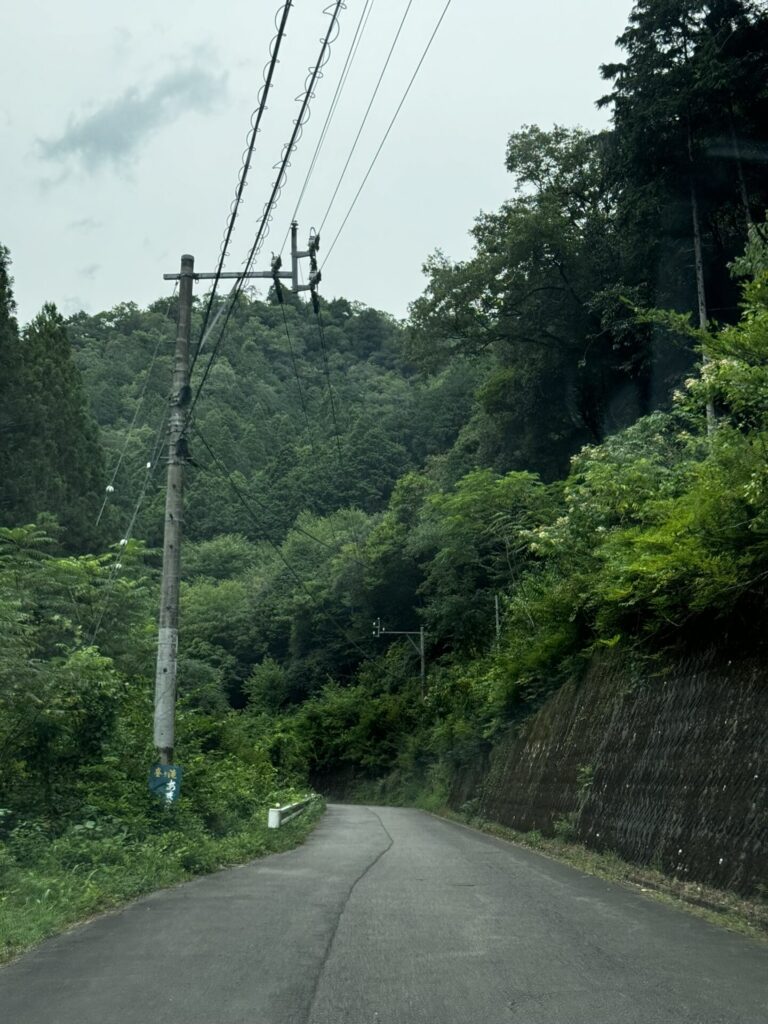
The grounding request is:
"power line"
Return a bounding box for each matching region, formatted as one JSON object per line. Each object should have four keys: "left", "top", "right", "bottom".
{"left": 306, "top": 285, "right": 368, "bottom": 564}
{"left": 276, "top": 262, "right": 346, "bottom": 554}
{"left": 322, "top": 0, "right": 453, "bottom": 269}
{"left": 296, "top": 236, "right": 344, "bottom": 456}
{"left": 318, "top": 0, "right": 414, "bottom": 236}
{"left": 192, "top": 0, "right": 294, "bottom": 374}
{"left": 281, "top": 0, "right": 377, "bottom": 253}
{"left": 313, "top": 302, "right": 344, "bottom": 457}
{"left": 278, "top": 300, "right": 316, "bottom": 452}
{"left": 96, "top": 284, "right": 178, "bottom": 526}
{"left": 91, "top": 269, "right": 191, "bottom": 643}
{"left": 240, "top": 0, "right": 347, "bottom": 274}
{"left": 186, "top": 0, "right": 347, "bottom": 428}
{"left": 89, "top": 410, "right": 168, "bottom": 646}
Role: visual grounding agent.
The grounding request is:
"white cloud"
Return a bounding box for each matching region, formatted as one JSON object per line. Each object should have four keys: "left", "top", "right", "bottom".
{"left": 38, "top": 67, "right": 227, "bottom": 172}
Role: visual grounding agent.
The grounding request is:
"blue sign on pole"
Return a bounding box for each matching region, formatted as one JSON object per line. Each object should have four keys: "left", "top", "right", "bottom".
{"left": 148, "top": 764, "right": 183, "bottom": 803}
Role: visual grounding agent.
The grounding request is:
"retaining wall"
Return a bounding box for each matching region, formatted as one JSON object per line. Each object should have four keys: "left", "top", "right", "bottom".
{"left": 471, "top": 651, "right": 767, "bottom": 896}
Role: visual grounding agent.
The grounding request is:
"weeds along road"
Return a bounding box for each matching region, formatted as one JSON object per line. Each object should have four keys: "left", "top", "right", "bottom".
{"left": 1, "top": 804, "right": 766, "bottom": 1023}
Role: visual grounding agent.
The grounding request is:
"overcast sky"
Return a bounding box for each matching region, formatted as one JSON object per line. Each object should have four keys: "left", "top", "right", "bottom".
{"left": 2, "top": 0, "right": 634, "bottom": 326}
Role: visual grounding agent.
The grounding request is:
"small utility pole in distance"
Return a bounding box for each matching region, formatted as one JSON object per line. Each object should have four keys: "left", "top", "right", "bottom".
{"left": 373, "top": 617, "right": 426, "bottom": 699}
{"left": 154, "top": 253, "right": 194, "bottom": 766}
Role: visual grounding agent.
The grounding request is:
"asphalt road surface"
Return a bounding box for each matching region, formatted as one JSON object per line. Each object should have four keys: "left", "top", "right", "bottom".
{"left": 1, "top": 804, "right": 766, "bottom": 1023}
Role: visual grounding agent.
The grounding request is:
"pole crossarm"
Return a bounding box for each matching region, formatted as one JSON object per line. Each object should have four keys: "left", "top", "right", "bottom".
{"left": 166, "top": 223, "right": 320, "bottom": 289}
{"left": 373, "top": 618, "right": 427, "bottom": 697}
{"left": 376, "top": 628, "right": 421, "bottom": 654}
{"left": 163, "top": 270, "right": 294, "bottom": 281}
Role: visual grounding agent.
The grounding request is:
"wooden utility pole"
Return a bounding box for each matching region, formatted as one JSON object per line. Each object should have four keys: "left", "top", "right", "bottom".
{"left": 154, "top": 253, "right": 194, "bottom": 764}
{"left": 154, "top": 227, "right": 319, "bottom": 767}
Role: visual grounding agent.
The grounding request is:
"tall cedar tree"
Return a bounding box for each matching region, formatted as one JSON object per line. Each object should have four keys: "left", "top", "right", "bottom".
{"left": 0, "top": 256, "right": 104, "bottom": 552}
{"left": 599, "top": 0, "right": 768, "bottom": 324}
{"left": 0, "top": 247, "right": 25, "bottom": 526}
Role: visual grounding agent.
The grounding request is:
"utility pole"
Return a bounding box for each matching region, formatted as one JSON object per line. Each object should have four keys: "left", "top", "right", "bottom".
{"left": 154, "top": 253, "right": 194, "bottom": 765}
{"left": 154, "top": 227, "right": 319, "bottom": 771}
{"left": 687, "top": 122, "right": 716, "bottom": 435}
{"left": 373, "top": 618, "right": 427, "bottom": 699}
{"left": 419, "top": 624, "right": 425, "bottom": 699}
{"left": 495, "top": 593, "right": 501, "bottom": 641}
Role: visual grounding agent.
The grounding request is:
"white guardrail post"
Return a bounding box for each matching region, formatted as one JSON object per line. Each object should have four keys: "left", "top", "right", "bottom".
{"left": 267, "top": 795, "right": 315, "bottom": 829}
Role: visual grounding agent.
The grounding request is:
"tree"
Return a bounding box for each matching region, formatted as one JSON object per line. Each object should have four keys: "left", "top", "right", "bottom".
{"left": 0, "top": 303, "right": 105, "bottom": 551}
{"left": 600, "top": 0, "right": 768, "bottom": 329}
{"left": 407, "top": 469, "right": 557, "bottom": 656}
{"left": 1, "top": 257, "right": 106, "bottom": 550}
{"left": 409, "top": 126, "right": 653, "bottom": 478}
{"left": 0, "top": 247, "right": 23, "bottom": 527}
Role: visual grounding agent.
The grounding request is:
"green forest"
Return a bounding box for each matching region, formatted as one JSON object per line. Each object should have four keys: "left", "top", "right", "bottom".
{"left": 2, "top": 0, "right": 768, "bottom": 956}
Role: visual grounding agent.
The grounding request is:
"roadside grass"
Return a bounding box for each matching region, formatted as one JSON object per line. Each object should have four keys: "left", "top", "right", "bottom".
{"left": 0, "top": 799, "right": 324, "bottom": 965}
{"left": 431, "top": 806, "right": 768, "bottom": 942}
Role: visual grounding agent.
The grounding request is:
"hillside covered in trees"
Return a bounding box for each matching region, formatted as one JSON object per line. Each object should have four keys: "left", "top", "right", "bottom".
{"left": 2, "top": 0, "right": 768, "bottom": 945}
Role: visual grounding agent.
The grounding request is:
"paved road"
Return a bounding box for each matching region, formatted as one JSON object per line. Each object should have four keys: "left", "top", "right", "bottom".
{"left": 1, "top": 805, "right": 766, "bottom": 1023}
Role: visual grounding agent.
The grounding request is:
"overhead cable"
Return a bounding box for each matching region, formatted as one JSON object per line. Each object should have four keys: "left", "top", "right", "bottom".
{"left": 240, "top": 0, "right": 347, "bottom": 277}
{"left": 280, "top": 0, "right": 376, "bottom": 254}
{"left": 322, "top": 0, "right": 453, "bottom": 269}
{"left": 96, "top": 283, "right": 177, "bottom": 526}
{"left": 313, "top": 302, "right": 344, "bottom": 458}
{"left": 192, "top": 0, "right": 294, "bottom": 373}
{"left": 278, "top": 299, "right": 316, "bottom": 453}
{"left": 187, "top": 0, "right": 347, "bottom": 426}
{"left": 89, "top": 410, "right": 168, "bottom": 646}
{"left": 318, "top": 0, "right": 414, "bottom": 236}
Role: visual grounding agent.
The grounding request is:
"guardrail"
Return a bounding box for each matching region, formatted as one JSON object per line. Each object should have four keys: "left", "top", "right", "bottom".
{"left": 267, "top": 795, "right": 316, "bottom": 829}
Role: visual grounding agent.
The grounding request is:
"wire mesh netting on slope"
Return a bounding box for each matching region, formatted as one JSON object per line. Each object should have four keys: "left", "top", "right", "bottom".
{"left": 474, "top": 650, "right": 767, "bottom": 897}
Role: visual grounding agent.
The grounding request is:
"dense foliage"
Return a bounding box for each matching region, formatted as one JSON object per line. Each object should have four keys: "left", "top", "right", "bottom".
{"left": 0, "top": 252, "right": 105, "bottom": 552}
